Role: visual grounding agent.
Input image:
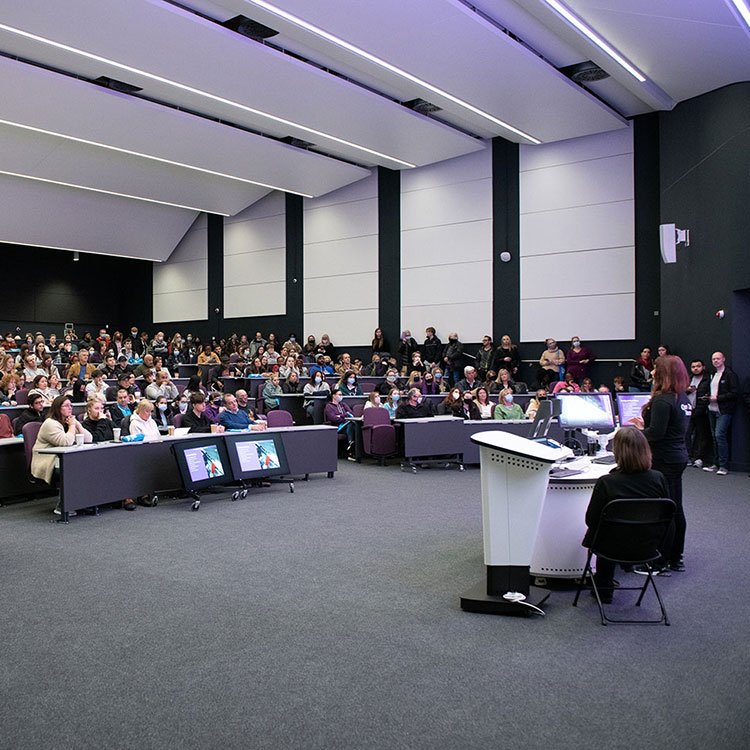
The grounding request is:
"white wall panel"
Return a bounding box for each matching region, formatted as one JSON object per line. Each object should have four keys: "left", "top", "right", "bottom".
{"left": 520, "top": 128, "right": 635, "bottom": 342}
{"left": 521, "top": 294, "right": 635, "bottom": 342}
{"left": 521, "top": 247, "right": 634, "bottom": 298}
{"left": 400, "top": 149, "right": 492, "bottom": 342}
{"left": 304, "top": 173, "right": 378, "bottom": 345}
{"left": 224, "top": 281, "right": 286, "bottom": 318}
{"left": 153, "top": 214, "right": 208, "bottom": 322}
{"left": 224, "top": 192, "right": 285, "bottom": 319}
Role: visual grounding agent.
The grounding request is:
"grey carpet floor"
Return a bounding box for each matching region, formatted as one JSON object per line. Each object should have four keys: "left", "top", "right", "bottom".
{"left": 1, "top": 461, "right": 748, "bottom": 750}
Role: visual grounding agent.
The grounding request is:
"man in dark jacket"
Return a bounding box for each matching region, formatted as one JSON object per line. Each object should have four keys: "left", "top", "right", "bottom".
{"left": 14, "top": 391, "right": 46, "bottom": 435}
{"left": 442, "top": 333, "right": 464, "bottom": 387}
{"left": 686, "top": 359, "right": 711, "bottom": 468}
{"left": 395, "top": 388, "right": 434, "bottom": 419}
{"left": 702, "top": 351, "right": 739, "bottom": 475}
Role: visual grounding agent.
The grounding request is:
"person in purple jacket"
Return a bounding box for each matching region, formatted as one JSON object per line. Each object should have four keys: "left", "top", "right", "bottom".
{"left": 324, "top": 388, "right": 355, "bottom": 454}
{"left": 566, "top": 336, "right": 595, "bottom": 382}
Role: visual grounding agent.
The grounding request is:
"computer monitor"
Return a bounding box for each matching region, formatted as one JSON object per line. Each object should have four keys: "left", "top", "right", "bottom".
{"left": 172, "top": 437, "right": 232, "bottom": 492}
{"left": 556, "top": 392, "right": 615, "bottom": 432}
{"left": 224, "top": 433, "right": 289, "bottom": 481}
{"left": 529, "top": 398, "right": 556, "bottom": 439}
{"left": 616, "top": 393, "right": 651, "bottom": 426}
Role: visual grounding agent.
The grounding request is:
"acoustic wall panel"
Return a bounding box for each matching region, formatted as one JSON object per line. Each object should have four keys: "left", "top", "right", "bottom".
{"left": 520, "top": 128, "right": 635, "bottom": 342}
{"left": 400, "top": 148, "right": 492, "bottom": 342}
{"left": 303, "top": 173, "right": 378, "bottom": 346}
{"left": 153, "top": 213, "right": 208, "bottom": 323}
{"left": 223, "top": 192, "right": 286, "bottom": 319}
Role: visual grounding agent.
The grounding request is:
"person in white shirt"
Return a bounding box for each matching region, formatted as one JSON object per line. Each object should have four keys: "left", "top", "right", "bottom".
{"left": 702, "top": 351, "right": 739, "bottom": 475}
{"left": 146, "top": 369, "right": 179, "bottom": 402}
{"left": 84, "top": 370, "right": 108, "bottom": 399}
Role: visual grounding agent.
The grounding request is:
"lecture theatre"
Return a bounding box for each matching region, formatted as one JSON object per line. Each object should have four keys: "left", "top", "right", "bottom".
{"left": 1, "top": 2, "right": 749, "bottom": 748}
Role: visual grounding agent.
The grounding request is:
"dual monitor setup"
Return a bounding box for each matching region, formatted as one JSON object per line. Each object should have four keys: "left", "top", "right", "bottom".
{"left": 171, "top": 432, "right": 290, "bottom": 508}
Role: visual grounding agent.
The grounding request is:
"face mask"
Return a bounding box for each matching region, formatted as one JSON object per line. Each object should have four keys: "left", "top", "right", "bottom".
{"left": 347, "top": 377, "right": 355, "bottom": 385}
{"left": 179, "top": 402, "right": 188, "bottom": 413}
{"left": 452, "top": 392, "right": 459, "bottom": 400}
{"left": 434, "top": 373, "right": 442, "bottom": 380}
{"left": 504, "top": 395, "right": 514, "bottom": 403}
{"left": 449, "top": 338, "right": 457, "bottom": 343}
{"left": 334, "top": 395, "right": 342, "bottom": 403}
{"left": 464, "top": 395, "right": 473, "bottom": 402}
{"left": 416, "top": 396, "right": 423, "bottom": 404}
{"left": 572, "top": 340, "right": 580, "bottom": 347}
{"left": 392, "top": 394, "right": 400, "bottom": 402}
{"left": 425, "top": 376, "right": 432, "bottom": 382}
{"left": 374, "top": 397, "right": 381, "bottom": 405}
{"left": 289, "top": 337, "right": 296, "bottom": 342}
{"left": 387, "top": 375, "right": 396, "bottom": 383}
{"left": 315, "top": 376, "right": 322, "bottom": 384}
{"left": 157, "top": 403, "right": 167, "bottom": 412}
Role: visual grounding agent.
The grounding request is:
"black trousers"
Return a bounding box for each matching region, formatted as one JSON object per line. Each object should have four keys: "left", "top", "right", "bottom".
{"left": 686, "top": 412, "right": 712, "bottom": 463}
{"left": 651, "top": 459, "right": 687, "bottom": 565}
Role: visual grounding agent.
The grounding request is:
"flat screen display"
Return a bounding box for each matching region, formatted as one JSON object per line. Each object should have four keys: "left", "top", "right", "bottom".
{"left": 225, "top": 433, "right": 289, "bottom": 480}
{"left": 172, "top": 437, "right": 232, "bottom": 491}
{"left": 556, "top": 393, "right": 615, "bottom": 432}
{"left": 616, "top": 393, "right": 651, "bottom": 425}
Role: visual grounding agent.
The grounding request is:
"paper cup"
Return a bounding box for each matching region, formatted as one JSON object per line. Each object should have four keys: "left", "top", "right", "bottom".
{"left": 113, "top": 428, "right": 121, "bottom": 442}
{"left": 168, "top": 426, "right": 175, "bottom": 436}
{"left": 210, "top": 424, "right": 219, "bottom": 434}
{"left": 74, "top": 433, "right": 84, "bottom": 447}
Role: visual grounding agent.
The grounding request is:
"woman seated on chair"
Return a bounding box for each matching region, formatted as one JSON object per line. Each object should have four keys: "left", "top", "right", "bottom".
{"left": 128, "top": 399, "right": 162, "bottom": 441}
{"left": 582, "top": 427, "right": 669, "bottom": 603}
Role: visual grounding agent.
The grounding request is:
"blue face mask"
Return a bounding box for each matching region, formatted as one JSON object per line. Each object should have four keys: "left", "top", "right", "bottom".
{"left": 434, "top": 373, "right": 442, "bottom": 380}
{"left": 504, "top": 395, "right": 514, "bottom": 404}
{"left": 347, "top": 377, "right": 355, "bottom": 385}
{"left": 392, "top": 394, "right": 400, "bottom": 402}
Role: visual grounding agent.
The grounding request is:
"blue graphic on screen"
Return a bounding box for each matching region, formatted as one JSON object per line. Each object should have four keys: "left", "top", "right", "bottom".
{"left": 236, "top": 439, "right": 281, "bottom": 473}
{"left": 616, "top": 393, "right": 651, "bottom": 425}
{"left": 185, "top": 445, "right": 225, "bottom": 482}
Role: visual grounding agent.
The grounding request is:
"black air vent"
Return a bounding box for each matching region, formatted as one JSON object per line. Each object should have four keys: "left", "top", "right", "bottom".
{"left": 403, "top": 98, "right": 442, "bottom": 114}
{"left": 280, "top": 136, "right": 315, "bottom": 149}
{"left": 92, "top": 76, "right": 143, "bottom": 94}
{"left": 223, "top": 15, "right": 279, "bottom": 40}
{"left": 560, "top": 61, "right": 610, "bottom": 83}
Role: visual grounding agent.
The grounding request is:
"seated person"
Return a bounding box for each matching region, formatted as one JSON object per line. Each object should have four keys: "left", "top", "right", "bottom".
{"left": 384, "top": 388, "right": 401, "bottom": 419}
{"left": 583, "top": 427, "right": 669, "bottom": 602}
{"left": 396, "top": 388, "right": 434, "bottom": 419}
{"left": 581, "top": 377, "right": 595, "bottom": 393}
{"left": 361, "top": 354, "right": 388, "bottom": 378}
{"left": 282, "top": 372, "right": 304, "bottom": 394}
{"left": 106, "top": 373, "right": 132, "bottom": 402}
{"left": 363, "top": 391, "right": 384, "bottom": 410}
{"left": 439, "top": 387, "right": 463, "bottom": 417}
{"left": 552, "top": 371, "right": 581, "bottom": 394}
{"left": 82, "top": 397, "right": 115, "bottom": 444}
{"left": 128, "top": 399, "right": 161, "bottom": 441}
{"left": 31, "top": 374, "right": 55, "bottom": 407}
{"left": 613, "top": 375, "right": 627, "bottom": 395}
{"left": 182, "top": 392, "right": 216, "bottom": 433}
{"left": 489, "top": 368, "right": 515, "bottom": 395}
{"left": 22, "top": 353, "right": 45, "bottom": 383}
{"left": 67, "top": 349, "right": 96, "bottom": 401}
{"left": 262, "top": 374, "right": 284, "bottom": 411}
{"left": 494, "top": 389, "right": 525, "bottom": 420}
{"left": 473, "top": 387, "right": 495, "bottom": 420}
{"left": 308, "top": 354, "right": 335, "bottom": 378}
{"left": 203, "top": 391, "right": 224, "bottom": 424}
{"left": 152, "top": 395, "right": 174, "bottom": 429}
{"left": 234, "top": 389, "right": 253, "bottom": 414}
{"left": 84, "top": 369, "right": 108, "bottom": 399}
{"left": 109, "top": 388, "right": 135, "bottom": 428}
{"left": 337, "top": 371, "right": 362, "bottom": 397}
{"left": 376, "top": 369, "right": 402, "bottom": 396}
{"left": 135, "top": 369, "right": 157, "bottom": 398}
{"left": 219, "top": 393, "right": 267, "bottom": 431}
{"left": 146, "top": 370, "right": 179, "bottom": 402}
{"left": 409, "top": 351, "right": 427, "bottom": 375}
{"left": 132, "top": 353, "right": 155, "bottom": 379}
{"left": 14, "top": 391, "right": 46, "bottom": 435}
{"left": 525, "top": 389, "right": 548, "bottom": 420}
{"left": 419, "top": 371, "right": 440, "bottom": 395}
{"left": 456, "top": 366, "right": 480, "bottom": 394}
{"left": 100, "top": 354, "right": 119, "bottom": 379}
{"left": 114, "top": 354, "right": 132, "bottom": 377}
{"left": 303, "top": 373, "right": 331, "bottom": 419}
{"left": 324, "top": 389, "right": 355, "bottom": 452}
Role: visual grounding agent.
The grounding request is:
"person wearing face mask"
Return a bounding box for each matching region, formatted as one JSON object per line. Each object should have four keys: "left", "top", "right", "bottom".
{"left": 538, "top": 338, "right": 566, "bottom": 389}
{"left": 363, "top": 391, "right": 384, "bottom": 410}
{"left": 419, "top": 371, "right": 439, "bottom": 395}
{"left": 377, "top": 368, "right": 402, "bottom": 396}
{"left": 337, "top": 370, "right": 362, "bottom": 397}
{"left": 150, "top": 331, "right": 169, "bottom": 359}
{"left": 566, "top": 336, "right": 595, "bottom": 381}
{"left": 303, "top": 335, "right": 317, "bottom": 358}
{"left": 152, "top": 396, "right": 174, "bottom": 429}
{"left": 324, "top": 388, "right": 356, "bottom": 452}
{"left": 383, "top": 388, "right": 401, "bottom": 419}
{"left": 303, "top": 371, "right": 331, "bottom": 421}
{"left": 494, "top": 388, "right": 525, "bottom": 420}
{"left": 442, "top": 333, "right": 464, "bottom": 387}
{"left": 283, "top": 335, "right": 302, "bottom": 355}
{"left": 439, "top": 387, "right": 465, "bottom": 417}
{"left": 203, "top": 391, "right": 225, "bottom": 424}
{"left": 396, "top": 387, "right": 433, "bottom": 419}
{"left": 525, "top": 388, "right": 549, "bottom": 420}
{"left": 182, "top": 393, "right": 217, "bottom": 433}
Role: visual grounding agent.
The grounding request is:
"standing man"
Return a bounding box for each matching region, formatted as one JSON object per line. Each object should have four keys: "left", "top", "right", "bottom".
{"left": 442, "top": 333, "right": 464, "bottom": 387}
{"left": 686, "top": 359, "right": 711, "bottom": 469}
{"left": 702, "top": 351, "right": 738, "bottom": 475}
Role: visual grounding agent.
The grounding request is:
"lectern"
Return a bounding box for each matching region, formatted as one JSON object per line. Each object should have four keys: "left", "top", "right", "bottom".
{"left": 461, "top": 431, "right": 568, "bottom": 617}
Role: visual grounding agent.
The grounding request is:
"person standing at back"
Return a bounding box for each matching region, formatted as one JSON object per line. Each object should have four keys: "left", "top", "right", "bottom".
{"left": 630, "top": 355, "right": 691, "bottom": 574}
{"left": 702, "top": 351, "right": 738, "bottom": 476}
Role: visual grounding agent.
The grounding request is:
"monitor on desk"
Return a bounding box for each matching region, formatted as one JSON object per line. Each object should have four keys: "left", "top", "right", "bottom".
{"left": 556, "top": 393, "right": 615, "bottom": 432}
{"left": 616, "top": 393, "right": 651, "bottom": 425}
{"left": 225, "top": 433, "right": 289, "bottom": 481}
{"left": 529, "top": 398, "right": 559, "bottom": 439}
{"left": 172, "top": 437, "right": 232, "bottom": 491}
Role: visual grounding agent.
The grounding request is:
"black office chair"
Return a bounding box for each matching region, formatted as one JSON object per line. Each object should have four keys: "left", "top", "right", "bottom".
{"left": 573, "top": 498, "right": 675, "bottom": 626}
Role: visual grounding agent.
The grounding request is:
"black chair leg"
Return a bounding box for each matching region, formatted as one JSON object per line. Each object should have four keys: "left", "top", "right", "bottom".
{"left": 572, "top": 553, "right": 594, "bottom": 607}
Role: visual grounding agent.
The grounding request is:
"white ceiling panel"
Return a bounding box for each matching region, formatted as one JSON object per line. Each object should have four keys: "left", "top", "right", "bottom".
{"left": 0, "top": 0, "right": 483, "bottom": 167}
{"left": 0, "top": 173, "right": 197, "bottom": 261}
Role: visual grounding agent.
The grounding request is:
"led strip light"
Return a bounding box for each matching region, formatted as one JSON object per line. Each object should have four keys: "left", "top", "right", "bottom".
{"left": 244, "top": 0, "right": 542, "bottom": 144}
{"left": 0, "top": 21, "right": 416, "bottom": 168}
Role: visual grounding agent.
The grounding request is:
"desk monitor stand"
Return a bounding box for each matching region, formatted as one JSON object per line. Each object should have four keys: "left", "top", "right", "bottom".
{"left": 461, "top": 431, "right": 565, "bottom": 617}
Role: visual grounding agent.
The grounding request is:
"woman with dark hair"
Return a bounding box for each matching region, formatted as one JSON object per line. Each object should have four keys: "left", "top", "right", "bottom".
{"left": 371, "top": 328, "right": 389, "bottom": 355}
{"left": 337, "top": 370, "right": 362, "bottom": 397}
{"left": 183, "top": 375, "right": 206, "bottom": 400}
{"left": 582, "top": 427, "right": 669, "bottom": 602}
{"left": 566, "top": 336, "right": 595, "bottom": 381}
{"left": 630, "top": 355, "right": 691, "bottom": 573}
{"left": 31, "top": 395, "right": 92, "bottom": 502}
{"left": 630, "top": 346, "right": 654, "bottom": 392}
{"left": 473, "top": 386, "right": 495, "bottom": 420}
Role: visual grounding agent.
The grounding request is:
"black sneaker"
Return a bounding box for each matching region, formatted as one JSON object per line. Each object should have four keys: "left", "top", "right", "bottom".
{"left": 669, "top": 559, "right": 686, "bottom": 572}
{"left": 633, "top": 564, "right": 671, "bottom": 577}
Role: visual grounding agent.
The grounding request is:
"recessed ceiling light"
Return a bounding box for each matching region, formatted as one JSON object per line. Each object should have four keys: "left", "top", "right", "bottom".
{"left": 0, "top": 169, "right": 227, "bottom": 214}
{"left": 0, "top": 21, "right": 416, "bottom": 168}
{"left": 539, "top": 0, "right": 646, "bottom": 82}
{"left": 243, "top": 0, "right": 542, "bottom": 144}
{"left": 0, "top": 118, "right": 313, "bottom": 197}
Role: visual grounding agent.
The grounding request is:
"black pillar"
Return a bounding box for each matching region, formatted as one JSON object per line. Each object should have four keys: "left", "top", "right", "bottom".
{"left": 207, "top": 213, "right": 224, "bottom": 341}
{"left": 492, "top": 137, "right": 520, "bottom": 342}
{"left": 285, "top": 194, "right": 304, "bottom": 338}
{"left": 378, "top": 167, "right": 401, "bottom": 347}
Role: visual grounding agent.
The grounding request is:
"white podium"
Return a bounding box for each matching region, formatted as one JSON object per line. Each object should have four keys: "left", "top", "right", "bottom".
{"left": 461, "top": 431, "right": 569, "bottom": 617}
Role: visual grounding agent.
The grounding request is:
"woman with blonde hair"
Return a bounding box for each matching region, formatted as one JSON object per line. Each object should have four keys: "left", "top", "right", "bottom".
{"left": 129, "top": 399, "right": 161, "bottom": 442}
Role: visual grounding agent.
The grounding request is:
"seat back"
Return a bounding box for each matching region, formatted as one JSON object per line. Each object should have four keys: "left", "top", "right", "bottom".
{"left": 266, "top": 409, "right": 293, "bottom": 427}
{"left": 120, "top": 415, "right": 131, "bottom": 435}
{"left": 12, "top": 416, "right": 21, "bottom": 436}
{"left": 15, "top": 388, "right": 29, "bottom": 405}
{"left": 172, "top": 413, "right": 183, "bottom": 429}
{"left": 590, "top": 499, "right": 675, "bottom": 564}
{"left": 362, "top": 407, "right": 391, "bottom": 427}
{"left": 22, "top": 421, "right": 43, "bottom": 470}
{"left": 351, "top": 402, "right": 366, "bottom": 417}
{"left": 0, "top": 413, "right": 13, "bottom": 438}
{"left": 362, "top": 407, "right": 396, "bottom": 457}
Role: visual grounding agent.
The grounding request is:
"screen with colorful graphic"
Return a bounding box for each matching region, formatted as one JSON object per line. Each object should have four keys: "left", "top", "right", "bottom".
{"left": 172, "top": 437, "right": 232, "bottom": 491}
{"left": 225, "top": 433, "right": 289, "bottom": 480}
